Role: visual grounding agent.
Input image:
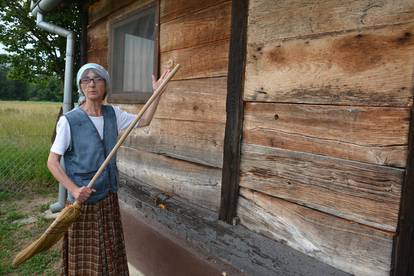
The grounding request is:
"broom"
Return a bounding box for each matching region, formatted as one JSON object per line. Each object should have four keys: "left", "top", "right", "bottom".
{"left": 12, "top": 64, "right": 180, "bottom": 267}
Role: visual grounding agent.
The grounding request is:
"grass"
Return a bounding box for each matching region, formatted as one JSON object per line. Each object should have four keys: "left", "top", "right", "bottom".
{"left": 0, "top": 101, "right": 60, "bottom": 137}
{"left": 0, "top": 101, "right": 61, "bottom": 192}
{"left": 0, "top": 101, "right": 62, "bottom": 275}
{"left": 0, "top": 191, "right": 61, "bottom": 275}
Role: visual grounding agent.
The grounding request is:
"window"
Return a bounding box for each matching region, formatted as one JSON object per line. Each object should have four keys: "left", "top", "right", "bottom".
{"left": 108, "top": 2, "right": 159, "bottom": 103}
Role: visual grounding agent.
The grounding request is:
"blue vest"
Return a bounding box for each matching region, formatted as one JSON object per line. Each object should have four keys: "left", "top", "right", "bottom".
{"left": 63, "top": 105, "right": 119, "bottom": 204}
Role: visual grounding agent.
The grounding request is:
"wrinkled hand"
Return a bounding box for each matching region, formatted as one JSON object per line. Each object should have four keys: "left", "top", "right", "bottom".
{"left": 152, "top": 69, "right": 170, "bottom": 91}
{"left": 73, "top": 186, "right": 96, "bottom": 203}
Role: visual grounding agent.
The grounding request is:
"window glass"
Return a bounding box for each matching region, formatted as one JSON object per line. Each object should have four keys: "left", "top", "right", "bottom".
{"left": 110, "top": 4, "right": 157, "bottom": 102}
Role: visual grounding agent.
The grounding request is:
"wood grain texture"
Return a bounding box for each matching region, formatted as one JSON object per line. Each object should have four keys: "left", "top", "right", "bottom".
{"left": 160, "top": 0, "right": 228, "bottom": 23}
{"left": 88, "top": 0, "right": 136, "bottom": 25}
{"left": 160, "top": 39, "right": 229, "bottom": 80}
{"left": 238, "top": 188, "right": 394, "bottom": 276}
{"left": 240, "top": 144, "right": 404, "bottom": 231}
{"left": 154, "top": 78, "right": 227, "bottom": 124}
{"left": 87, "top": 20, "right": 108, "bottom": 67}
{"left": 124, "top": 118, "right": 225, "bottom": 168}
{"left": 219, "top": 0, "right": 248, "bottom": 223}
{"left": 116, "top": 79, "right": 227, "bottom": 164}
{"left": 243, "top": 102, "right": 409, "bottom": 167}
{"left": 160, "top": 1, "right": 231, "bottom": 52}
{"left": 248, "top": 0, "right": 414, "bottom": 44}
{"left": 244, "top": 22, "right": 414, "bottom": 106}
{"left": 118, "top": 147, "right": 221, "bottom": 211}
{"left": 87, "top": 48, "right": 109, "bottom": 68}
{"left": 88, "top": 0, "right": 153, "bottom": 26}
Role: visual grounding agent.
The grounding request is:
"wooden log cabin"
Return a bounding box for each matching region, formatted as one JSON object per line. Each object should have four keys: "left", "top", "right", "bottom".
{"left": 84, "top": 0, "right": 414, "bottom": 275}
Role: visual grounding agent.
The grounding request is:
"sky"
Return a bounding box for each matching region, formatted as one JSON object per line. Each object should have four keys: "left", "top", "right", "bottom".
{"left": 0, "top": 43, "right": 7, "bottom": 55}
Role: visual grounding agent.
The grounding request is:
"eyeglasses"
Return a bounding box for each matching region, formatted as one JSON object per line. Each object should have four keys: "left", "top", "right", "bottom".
{"left": 80, "top": 77, "right": 105, "bottom": 85}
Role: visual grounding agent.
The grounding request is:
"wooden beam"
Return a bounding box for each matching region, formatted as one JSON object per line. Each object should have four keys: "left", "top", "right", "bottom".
{"left": 219, "top": 0, "right": 248, "bottom": 223}
{"left": 238, "top": 188, "right": 394, "bottom": 276}
{"left": 248, "top": 0, "right": 414, "bottom": 43}
{"left": 160, "top": 1, "right": 231, "bottom": 52}
{"left": 243, "top": 102, "right": 409, "bottom": 167}
{"left": 393, "top": 107, "right": 414, "bottom": 275}
{"left": 244, "top": 22, "right": 414, "bottom": 107}
{"left": 240, "top": 143, "right": 403, "bottom": 231}
{"left": 160, "top": 39, "right": 230, "bottom": 80}
{"left": 125, "top": 118, "right": 225, "bottom": 168}
{"left": 118, "top": 147, "right": 222, "bottom": 211}
{"left": 160, "top": 0, "right": 228, "bottom": 24}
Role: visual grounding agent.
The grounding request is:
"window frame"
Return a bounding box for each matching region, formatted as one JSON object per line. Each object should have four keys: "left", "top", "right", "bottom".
{"left": 108, "top": 1, "right": 160, "bottom": 104}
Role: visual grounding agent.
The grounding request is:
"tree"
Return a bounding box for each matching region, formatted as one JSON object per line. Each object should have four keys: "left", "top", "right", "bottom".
{"left": 0, "top": 63, "right": 29, "bottom": 100}
{"left": 0, "top": 0, "right": 81, "bottom": 84}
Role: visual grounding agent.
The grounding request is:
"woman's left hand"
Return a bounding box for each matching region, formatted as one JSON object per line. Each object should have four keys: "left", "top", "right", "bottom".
{"left": 152, "top": 69, "right": 170, "bottom": 91}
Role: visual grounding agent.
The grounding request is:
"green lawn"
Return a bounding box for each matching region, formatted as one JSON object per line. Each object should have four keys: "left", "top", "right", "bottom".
{"left": 0, "top": 101, "right": 62, "bottom": 275}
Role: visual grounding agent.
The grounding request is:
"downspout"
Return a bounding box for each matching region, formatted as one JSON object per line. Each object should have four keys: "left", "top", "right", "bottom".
{"left": 30, "top": 0, "right": 74, "bottom": 213}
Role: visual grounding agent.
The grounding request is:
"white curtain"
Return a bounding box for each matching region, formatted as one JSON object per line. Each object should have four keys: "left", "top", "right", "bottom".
{"left": 123, "top": 33, "right": 154, "bottom": 93}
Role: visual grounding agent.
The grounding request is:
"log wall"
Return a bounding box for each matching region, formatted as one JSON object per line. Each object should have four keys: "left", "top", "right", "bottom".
{"left": 239, "top": 0, "right": 414, "bottom": 275}
{"left": 87, "top": 0, "right": 231, "bottom": 211}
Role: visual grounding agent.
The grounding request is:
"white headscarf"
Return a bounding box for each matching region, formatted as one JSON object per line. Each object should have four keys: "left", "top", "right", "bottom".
{"left": 76, "top": 63, "right": 110, "bottom": 105}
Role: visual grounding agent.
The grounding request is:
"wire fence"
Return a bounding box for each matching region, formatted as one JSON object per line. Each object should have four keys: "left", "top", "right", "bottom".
{"left": 0, "top": 101, "right": 62, "bottom": 195}
{"left": 0, "top": 134, "right": 57, "bottom": 193}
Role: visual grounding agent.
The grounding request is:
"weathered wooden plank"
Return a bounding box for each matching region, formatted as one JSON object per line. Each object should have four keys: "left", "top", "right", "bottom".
{"left": 244, "top": 22, "right": 414, "bottom": 106}
{"left": 124, "top": 118, "right": 225, "bottom": 168}
{"left": 240, "top": 144, "right": 403, "bottom": 231}
{"left": 119, "top": 178, "right": 350, "bottom": 276}
{"left": 160, "top": 0, "right": 228, "bottom": 23}
{"left": 238, "top": 188, "right": 394, "bottom": 276}
{"left": 88, "top": 0, "right": 145, "bottom": 26}
{"left": 87, "top": 18, "right": 108, "bottom": 67}
{"left": 154, "top": 78, "right": 227, "bottom": 124}
{"left": 87, "top": 18, "right": 108, "bottom": 49}
{"left": 160, "top": 39, "right": 229, "bottom": 80}
{"left": 393, "top": 107, "right": 414, "bottom": 276}
{"left": 248, "top": 0, "right": 414, "bottom": 44}
{"left": 243, "top": 103, "right": 409, "bottom": 167}
{"left": 113, "top": 78, "right": 227, "bottom": 123}
{"left": 118, "top": 147, "right": 221, "bottom": 211}
{"left": 87, "top": 48, "right": 108, "bottom": 68}
{"left": 160, "top": 1, "right": 231, "bottom": 52}
{"left": 219, "top": 0, "right": 248, "bottom": 224}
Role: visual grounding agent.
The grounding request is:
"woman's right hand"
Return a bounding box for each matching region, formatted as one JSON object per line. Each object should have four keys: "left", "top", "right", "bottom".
{"left": 73, "top": 186, "right": 96, "bottom": 203}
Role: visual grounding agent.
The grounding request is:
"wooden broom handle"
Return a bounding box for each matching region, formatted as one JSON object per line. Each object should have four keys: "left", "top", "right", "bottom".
{"left": 76, "top": 64, "right": 180, "bottom": 202}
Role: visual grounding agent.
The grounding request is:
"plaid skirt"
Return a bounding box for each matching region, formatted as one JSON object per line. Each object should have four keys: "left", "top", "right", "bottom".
{"left": 62, "top": 192, "right": 129, "bottom": 276}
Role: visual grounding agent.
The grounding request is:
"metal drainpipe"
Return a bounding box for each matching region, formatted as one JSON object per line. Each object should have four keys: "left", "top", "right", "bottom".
{"left": 31, "top": 4, "right": 74, "bottom": 213}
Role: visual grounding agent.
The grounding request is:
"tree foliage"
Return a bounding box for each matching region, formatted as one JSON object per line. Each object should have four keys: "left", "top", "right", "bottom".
{"left": 0, "top": 62, "right": 63, "bottom": 101}
{"left": 0, "top": 62, "right": 29, "bottom": 100}
{"left": 0, "top": 0, "right": 81, "bottom": 83}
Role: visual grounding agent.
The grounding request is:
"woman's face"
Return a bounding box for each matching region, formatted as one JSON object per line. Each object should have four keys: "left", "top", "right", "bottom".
{"left": 80, "top": 70, "right": 106, "bottom": 102}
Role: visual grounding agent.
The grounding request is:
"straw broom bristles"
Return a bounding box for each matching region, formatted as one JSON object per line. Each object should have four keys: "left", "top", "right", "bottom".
{"left": 12, "top": 202, "right": 81, "bottom": 267}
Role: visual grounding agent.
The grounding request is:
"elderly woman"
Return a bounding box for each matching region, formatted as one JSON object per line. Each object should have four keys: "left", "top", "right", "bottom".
{"left": 47, "top": 63, "right": 168, "bottom": 275}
